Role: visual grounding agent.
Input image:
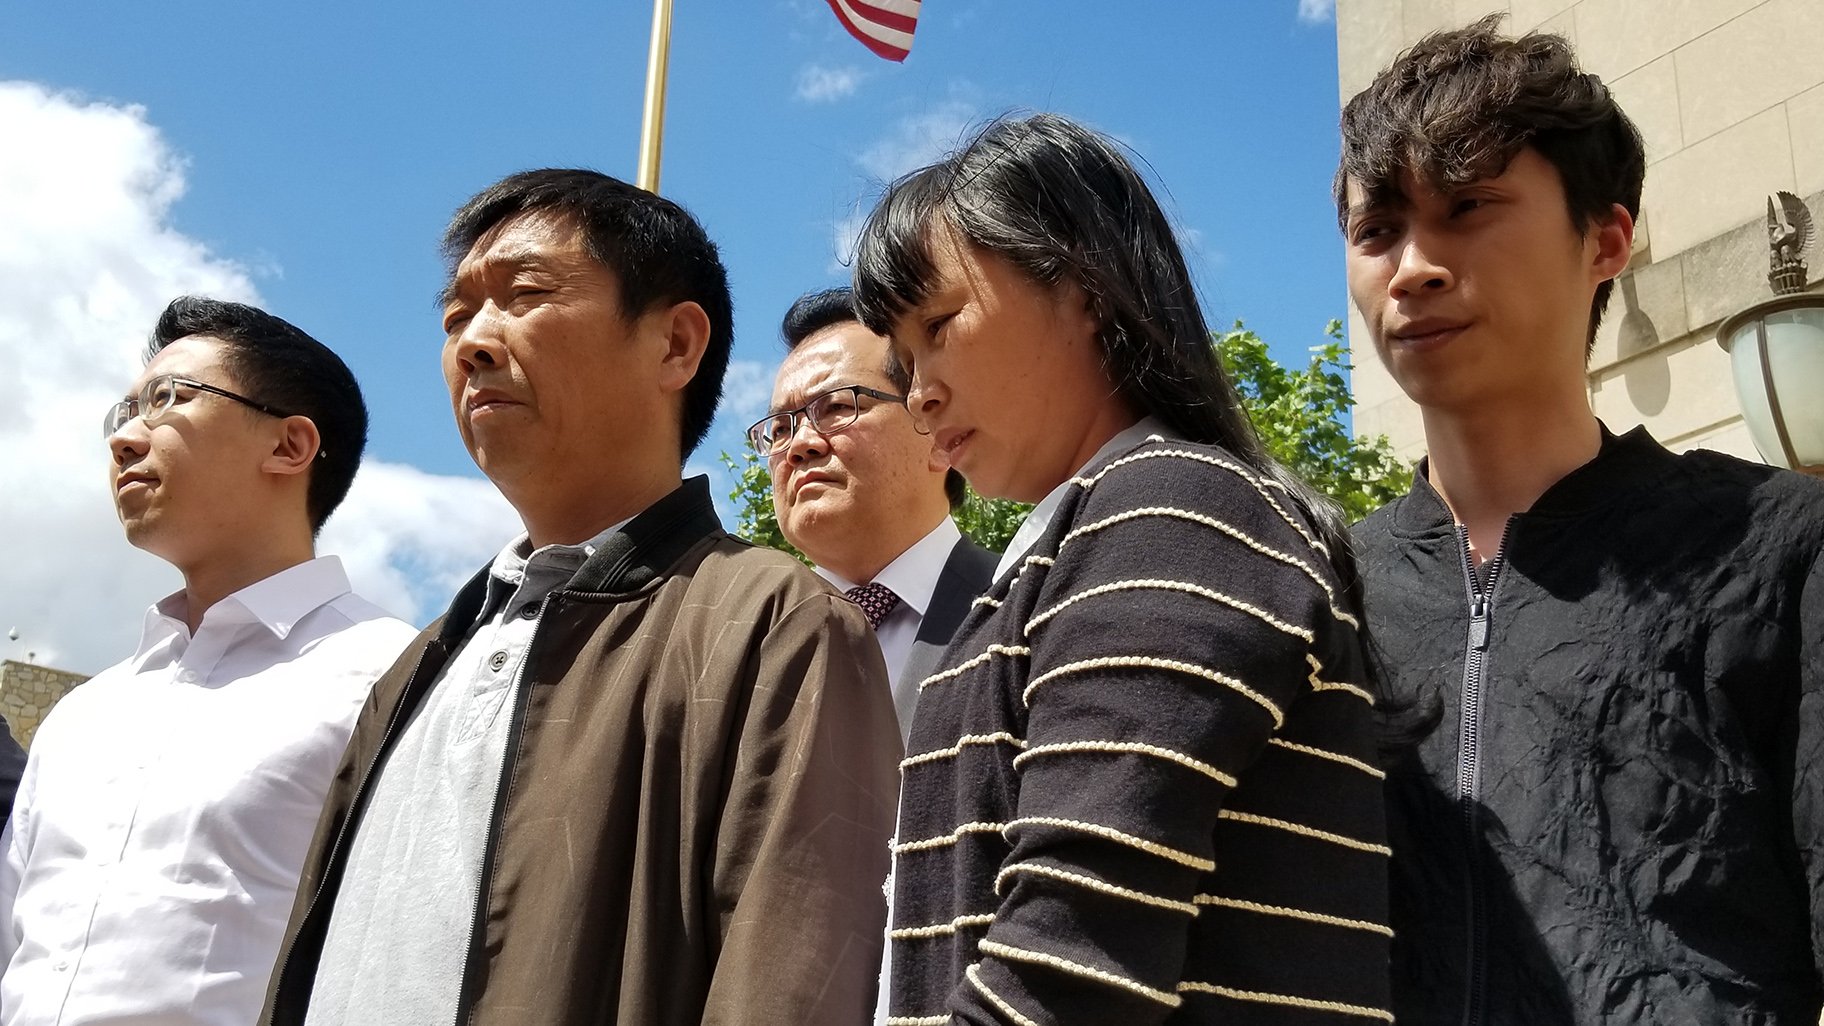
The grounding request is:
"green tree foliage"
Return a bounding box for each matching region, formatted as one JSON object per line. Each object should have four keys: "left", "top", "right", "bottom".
{"left": 1215, "top": 320, "right": 1412, "bottom": 523}
{"left": 721, "top": 320, "right": 1409, "bottom": 556}
{"left": 719, "top": 452, "right": 804, "bottom": 561}
{"left": 950, "top": 492, "right": 1031, "bottom": 553}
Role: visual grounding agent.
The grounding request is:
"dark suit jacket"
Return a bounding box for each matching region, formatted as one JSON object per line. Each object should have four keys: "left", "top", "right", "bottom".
{"left": 896, "top": 537, "right": 999, "bottom": 739}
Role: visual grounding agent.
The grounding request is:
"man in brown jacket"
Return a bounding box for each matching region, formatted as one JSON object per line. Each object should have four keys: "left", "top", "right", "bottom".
{"left": 260, "top": 170, "right": 901, "bottom": 1026}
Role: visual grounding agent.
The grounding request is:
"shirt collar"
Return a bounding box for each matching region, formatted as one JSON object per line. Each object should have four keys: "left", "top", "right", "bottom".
{"left": 993, "top": 416, "right": 1174, "bottom": 582}
{"left": 136, "top": 555, "right": 355, "bottom": 652}
{"left": 1394, "top": 421, "right": 1670, "bottom": 538}
{"left": 814, "top": 516, "right": 961, "bottom": 617}
{"left": 483, "top": 520, "right": 630, "bottom": 615}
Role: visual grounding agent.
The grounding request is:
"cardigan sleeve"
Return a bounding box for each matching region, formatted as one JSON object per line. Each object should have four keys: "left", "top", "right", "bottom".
{"left": 701, "top": 592, "right": 902, "bottom": 1026}
{"left": 952, "top": 450, "right": 1368, "bottom": 1026}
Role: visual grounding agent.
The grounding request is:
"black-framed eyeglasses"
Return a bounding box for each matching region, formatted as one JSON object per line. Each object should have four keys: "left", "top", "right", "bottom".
{"left": 746, "top": 385, "right": 906, "bottom": 456}
{"left": 102, "top": 374, "right": 293, "bottom": 439}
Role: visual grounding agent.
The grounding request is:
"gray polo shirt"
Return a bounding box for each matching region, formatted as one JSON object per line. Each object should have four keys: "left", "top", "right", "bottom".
{"left": 303, "top": 525, "right": 620, "bottom": 1024}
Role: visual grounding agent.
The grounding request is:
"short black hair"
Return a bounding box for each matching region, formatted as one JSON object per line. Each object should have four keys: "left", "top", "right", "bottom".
{"left": 781, "top": 287, "right": 967, "bottom": 511}
{"left": 1337, "top": 14, "right": 1645, "bottom": 351}
{"left": 442, "top": 169, "right": 734, "bottom": 457}
{"left": 148, "top": 295, "right": 367, "bottom": 533}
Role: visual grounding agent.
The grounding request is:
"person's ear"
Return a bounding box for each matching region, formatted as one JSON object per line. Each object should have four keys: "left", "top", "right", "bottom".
{"left": 655, "top": 300, "right": 713, "bottom": 395}
{"left": 1589, "top": 203, "right": 1635, "bottom": 283}
{"left": 262, "top": 415, "right": 321, "bottom": 478}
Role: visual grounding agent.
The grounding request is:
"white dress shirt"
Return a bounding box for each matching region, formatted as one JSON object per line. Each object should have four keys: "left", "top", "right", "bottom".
{"left": 0, "top": 556, "right": 416, "bottom": 1026}
{"left": 815, "top": 516, "right": 961, "bottom": 703}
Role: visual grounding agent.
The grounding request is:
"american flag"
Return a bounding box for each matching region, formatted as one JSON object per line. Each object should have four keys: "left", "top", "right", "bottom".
{"left": 825, "top": 0, "right": 921, "bottom": 62}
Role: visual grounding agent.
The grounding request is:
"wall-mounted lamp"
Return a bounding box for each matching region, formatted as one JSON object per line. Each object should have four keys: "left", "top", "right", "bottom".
{"left": 1714, "top": 192, "right": 1824, "bottom": 476}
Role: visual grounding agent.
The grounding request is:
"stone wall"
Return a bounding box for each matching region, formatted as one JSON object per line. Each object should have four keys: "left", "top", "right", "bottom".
{"left": 0, "top": 660, "right": 89, "bottom": 748}
{"left": 1337, "top": 0, "right": 1824, "bottom": 462}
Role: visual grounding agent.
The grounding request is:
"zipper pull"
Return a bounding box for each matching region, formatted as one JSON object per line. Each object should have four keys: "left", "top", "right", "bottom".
{"left": 1469, "top": 595, "right": 1491, "bottom": 651}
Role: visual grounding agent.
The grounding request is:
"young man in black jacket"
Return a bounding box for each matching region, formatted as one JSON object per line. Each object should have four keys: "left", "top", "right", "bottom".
{"left": 1339, "top": 16, "right": 1824, "bottom": 1026}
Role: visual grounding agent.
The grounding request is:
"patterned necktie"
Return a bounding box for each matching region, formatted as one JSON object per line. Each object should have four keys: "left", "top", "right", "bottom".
{"left": 844, "top": 582, "right": 901, "bottom": 629}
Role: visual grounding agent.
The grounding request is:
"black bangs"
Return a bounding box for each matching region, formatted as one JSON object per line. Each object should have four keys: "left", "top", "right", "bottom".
{"left": 852, "top": 163, "right": 957, "bottom": 340}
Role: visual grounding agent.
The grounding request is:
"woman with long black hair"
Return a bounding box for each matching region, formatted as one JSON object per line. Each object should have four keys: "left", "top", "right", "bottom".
{"left": 853, "top": 113, "right": 1392, "bottom": 1025}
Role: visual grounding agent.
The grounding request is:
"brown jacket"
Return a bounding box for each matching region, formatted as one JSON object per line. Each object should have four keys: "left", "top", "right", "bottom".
{"left": 261, "top": 477, "right": 901, "bottom": 1025}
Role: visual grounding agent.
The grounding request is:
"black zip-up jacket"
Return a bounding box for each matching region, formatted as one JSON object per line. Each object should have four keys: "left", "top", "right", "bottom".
{"left": 1355, "top": 426, "right": 1824, "bottom": 1025}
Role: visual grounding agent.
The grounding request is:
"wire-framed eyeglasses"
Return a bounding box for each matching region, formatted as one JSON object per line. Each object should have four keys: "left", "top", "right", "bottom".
{"left": 103, "top": 374, "right": 293, "bottom": 439}
{"left": 746, "top": 385, "right": 906, "bottom": 457}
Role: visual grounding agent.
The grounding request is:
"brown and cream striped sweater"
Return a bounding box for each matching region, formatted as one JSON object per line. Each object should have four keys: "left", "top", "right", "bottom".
{"left": 885, "top": 437, "right": 1392, "bottom": 1025}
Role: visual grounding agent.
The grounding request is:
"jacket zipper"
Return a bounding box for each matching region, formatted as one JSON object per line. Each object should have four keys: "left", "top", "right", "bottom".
{"left": 452, "top": 596, "right": 549, "bottom": 1026}
{"left": 269, "top": 644, "right": 447, "bottom": 1022}
{"left": 1456, "top": 523, "right": 1508, "bottom": 1026}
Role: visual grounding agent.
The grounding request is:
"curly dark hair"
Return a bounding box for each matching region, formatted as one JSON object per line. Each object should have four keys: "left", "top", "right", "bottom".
{"left": 1336, "top": 13, "right": 1645, "bottom": 350}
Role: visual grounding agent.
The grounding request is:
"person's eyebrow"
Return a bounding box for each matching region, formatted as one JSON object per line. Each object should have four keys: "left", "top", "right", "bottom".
{"left": 437, "top": 253, "right": 548, "bottom": 308}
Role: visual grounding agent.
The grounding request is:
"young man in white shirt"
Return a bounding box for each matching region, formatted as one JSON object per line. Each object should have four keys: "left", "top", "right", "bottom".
{"left": 757, "top": 287, "right": 998, "bottom": 739}
{"left": 0, "top": 296, "right": 416, "bottom": 1026}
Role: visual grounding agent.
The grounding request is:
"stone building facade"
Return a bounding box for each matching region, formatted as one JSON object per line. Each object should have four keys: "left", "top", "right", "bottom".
{"left": 0, "top": 660, "right": 89, "bottom": 748}
{"left": 1337, "top": 0, "right": 1824, "bottom": 461}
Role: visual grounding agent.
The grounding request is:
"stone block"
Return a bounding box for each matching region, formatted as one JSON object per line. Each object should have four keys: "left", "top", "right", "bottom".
{"left": 1590, "top": 329, "right": 1743, "bottom": 441}
{"left": 1338, "top": 0, "right": 1411, "bottom": 100}
{"left": 1792, "top": 83, "right": 1824, "bottom": 198}
{"left": 1591, "top": 255, "right": 1689, "bottom": 370}
{"left": 1610, "top": 55, "right": 1684, "bottom": 165}
{"left": 1680, "top": 215, "right": 1786, "bottom": 333}
{"left": 1508, "top": 0, "right": 1575, "bottom": 33}
{"left": 1354, "top": 395, "right": 1428, "bottom": 459}
{"left": 1673, "top": 0, "right": 1824, "bottom": 147}
{"left": 1454, "top": 1, "right": 1510, "bottom": 31}
{"left": 1403, "top": 0, "right": 1460, "bottom": 39}
{"left": 1671, "top": 417, "right": 1759, "bottom": 461}
{"left": 1641, "top": 104, "right": 1793, "bottom": 261}
{"left": 1530, "top": 7, "right": 1576, "bottom": 43}
{"left": 1571, "top": 0, "right": 1762, "bottom": 80}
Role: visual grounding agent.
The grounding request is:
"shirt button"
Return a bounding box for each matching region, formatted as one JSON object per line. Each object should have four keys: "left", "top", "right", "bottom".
{"left": 519, "top": 605, "right": 538, "bottom": 620}
{"left": 52, "top": 960, "right": 69, "bottom": 972}
{"left": 489, "top": 651, "right": 509, "bottom": 671}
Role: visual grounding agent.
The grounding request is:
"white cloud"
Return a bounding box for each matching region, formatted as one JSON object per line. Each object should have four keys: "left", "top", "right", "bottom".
{"left": 1297, "top": 0, "right": 1336, "bottom": 25}
{"left": 829, "top": 97, "right": 979, "bottom": 270}
{"left": 0, "top": 81, "right": 518, "bottom": 674}
{"left": 720, "top": 359, "right": 778, "bottom": 424}
{"left": 316, "top": 462, "right": 518, "bottom": 626}
{"left": 794, "top": 63, "right": 866, "bottom": 103}
{"left": 856, "top": 100, "right": 977, "bottom": 183}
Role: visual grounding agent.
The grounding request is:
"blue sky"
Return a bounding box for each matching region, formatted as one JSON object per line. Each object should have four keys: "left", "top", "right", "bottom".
{"left": 0, "top": 0, "right": 1352, "bottom": 669}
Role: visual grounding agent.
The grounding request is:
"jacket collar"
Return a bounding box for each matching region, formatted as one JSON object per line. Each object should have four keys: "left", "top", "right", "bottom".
{"left": 1393, "top": 423, "right": 1673, "bottom": 538}
{"left": 434, "top": 475, "right": 724, "bottom": 644}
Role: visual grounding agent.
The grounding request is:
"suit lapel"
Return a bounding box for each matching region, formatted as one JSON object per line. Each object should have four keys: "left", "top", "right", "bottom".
{"left": 900, "top": 537, "right": 1000, "bottom": 694}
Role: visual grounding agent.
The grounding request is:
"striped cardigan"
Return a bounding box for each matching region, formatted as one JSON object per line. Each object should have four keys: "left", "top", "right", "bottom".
{"left": 885, "top": 438, "right": 1391, "bottom": 1025}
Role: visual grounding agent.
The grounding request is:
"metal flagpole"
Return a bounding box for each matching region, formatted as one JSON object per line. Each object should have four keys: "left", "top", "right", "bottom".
{"left": 636, "top": 0, "right": 675, "bottom": 194}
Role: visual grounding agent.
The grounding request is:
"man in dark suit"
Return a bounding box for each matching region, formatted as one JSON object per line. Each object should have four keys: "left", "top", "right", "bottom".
{"left": 752, "top": 288, "right": 997, "bottom": 741}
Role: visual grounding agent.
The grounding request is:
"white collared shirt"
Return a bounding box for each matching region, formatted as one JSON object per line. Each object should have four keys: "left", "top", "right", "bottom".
{"left": 993, "top": 416, "right": 1174, "bottom": 583}
{"left": 0, "top": 556, "right": 416, "bottom": 1026}
{"left": 815, "top": 516, "right": 961, "bottom": 703}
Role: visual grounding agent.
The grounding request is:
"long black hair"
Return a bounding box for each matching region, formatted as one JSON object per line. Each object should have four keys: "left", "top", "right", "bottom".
{"left": 852, "top": 112, "right": 1433, "bottom": 751}
{"left": 851, "top": 112, "right": 1363, "bottom": 608}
